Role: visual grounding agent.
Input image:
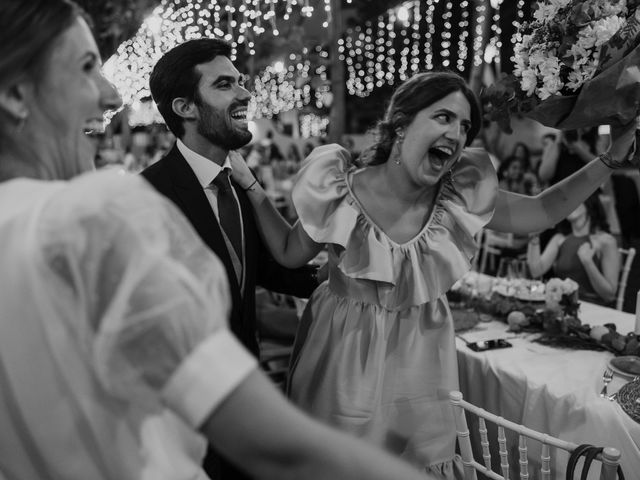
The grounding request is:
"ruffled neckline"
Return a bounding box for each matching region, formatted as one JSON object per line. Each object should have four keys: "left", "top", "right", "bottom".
{"left": 291, "top": 144, "right": 498, "bottom": 307}
{"left": 345, "top": 167, "right": 445, "bottom": 248}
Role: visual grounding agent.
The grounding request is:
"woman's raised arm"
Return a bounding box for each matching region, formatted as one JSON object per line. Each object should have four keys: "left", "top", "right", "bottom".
{"left": 229, "top": 151, "right": 322, "bottom": 268}
{"left": 488, "top": 121, "right": 637, "bottom": 235}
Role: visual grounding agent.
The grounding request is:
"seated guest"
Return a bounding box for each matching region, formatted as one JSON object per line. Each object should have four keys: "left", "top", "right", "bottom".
{"left": 527, "top": 193, "right": 620, "bottom": 306}
{"left": 497, "top": 155, "right": 541, "bottom": 196}
{"left": 0, "top": 2, "right": 443, "bottom": 479}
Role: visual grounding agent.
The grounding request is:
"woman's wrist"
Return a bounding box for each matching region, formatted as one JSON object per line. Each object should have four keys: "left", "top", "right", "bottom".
{"left": 602, "top": 133, "right": 637, "bottom": 169}
{"left": 243, "top": 179, "right": 259, "bottom": 192}
{"left": 598, "top": 152, "right": 623, "bottom": 169}
{"left": 529, "top": 234, "right": 540, "bottom": 246}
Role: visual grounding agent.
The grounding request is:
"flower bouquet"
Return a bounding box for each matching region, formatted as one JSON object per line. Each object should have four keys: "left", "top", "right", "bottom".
{"left": 483, "top": 0, "right": 640, "bottom": 133}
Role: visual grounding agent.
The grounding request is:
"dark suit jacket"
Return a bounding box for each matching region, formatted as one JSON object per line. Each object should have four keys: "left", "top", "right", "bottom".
{"left": 141, "top": 144, "right": 318, "bottom": 357}
{"left": 142, "top": 145, "right": 318, "bottom": 480}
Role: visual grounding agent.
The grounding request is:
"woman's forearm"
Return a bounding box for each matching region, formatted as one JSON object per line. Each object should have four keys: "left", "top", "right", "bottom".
{"left": 243, "top": 183, "right": 320, "bottom": 268}
{"left": 490, "top": 157, "right": 611, "bottom": 235}
{"left": 536, "top": 156, "right": 612, "bottom": 228}
{"left": 200, "top": 370, "right": 430, "bottom": 480}
{"left": 526, "top": 239, "right": 546, "bottom": 278}
{"left": 582, "top": 259, "right": 616, "bottom": 302}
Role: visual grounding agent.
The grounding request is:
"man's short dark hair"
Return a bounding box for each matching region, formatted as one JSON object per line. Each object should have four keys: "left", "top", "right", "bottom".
{"left": 150, "top": 38, "right": 232, "bottom": 138}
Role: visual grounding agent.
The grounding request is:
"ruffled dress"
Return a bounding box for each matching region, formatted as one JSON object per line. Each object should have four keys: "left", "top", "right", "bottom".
{"left": 289, "top": 144, "right": 498, "bottom": 478}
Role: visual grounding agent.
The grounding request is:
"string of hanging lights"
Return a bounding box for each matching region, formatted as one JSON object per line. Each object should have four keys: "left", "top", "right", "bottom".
{"left": 104, "top": 0, "right": 529, "bottom": 124}
{"left": 340, "top": 0, "right": 526, "bottom": 98}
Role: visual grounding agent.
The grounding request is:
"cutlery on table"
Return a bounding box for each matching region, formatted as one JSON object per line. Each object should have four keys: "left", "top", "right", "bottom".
{"left": 600, "top": 368, "right": 613, "bottom": 398}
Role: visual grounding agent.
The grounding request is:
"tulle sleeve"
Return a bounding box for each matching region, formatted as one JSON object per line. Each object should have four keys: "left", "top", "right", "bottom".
{"left": 38, "top": 171, "right": 256, "bottom": 427}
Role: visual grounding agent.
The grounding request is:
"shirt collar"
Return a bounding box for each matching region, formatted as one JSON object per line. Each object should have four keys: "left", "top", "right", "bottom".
{"left": 176, "top": 139, "right": 232, "bottom": 188}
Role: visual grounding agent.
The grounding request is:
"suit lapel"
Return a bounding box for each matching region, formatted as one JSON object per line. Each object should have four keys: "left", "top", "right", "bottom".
{"left": 164, "top": 146, "right": 243, "bottom": 303}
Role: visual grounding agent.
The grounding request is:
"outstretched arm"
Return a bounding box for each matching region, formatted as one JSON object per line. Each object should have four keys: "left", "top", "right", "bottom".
{"left": 200, "top": 369, "right": 432, "bottom": 480}
{"left": 230, "top": 151, "right": 322, "bottom": 268}
{"left": 488, "top": 121, "right": 636, "bottom": 235}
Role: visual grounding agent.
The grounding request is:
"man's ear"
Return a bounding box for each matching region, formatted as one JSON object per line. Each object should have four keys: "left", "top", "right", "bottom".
{"left": 0, "top": 82, "right": 30, "bottom": 122}
{"left": 171, "top": 97, "right": 197, "bottom": 121}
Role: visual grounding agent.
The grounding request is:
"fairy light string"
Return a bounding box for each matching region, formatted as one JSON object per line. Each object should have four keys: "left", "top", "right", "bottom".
{"left": 104, "top": 0, "right": 531, "bottom": 122}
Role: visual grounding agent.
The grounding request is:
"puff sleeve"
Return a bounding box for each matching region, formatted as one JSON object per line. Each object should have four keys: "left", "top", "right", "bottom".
{"left": 38, "top": 171, "right": 257, "bottom": 428}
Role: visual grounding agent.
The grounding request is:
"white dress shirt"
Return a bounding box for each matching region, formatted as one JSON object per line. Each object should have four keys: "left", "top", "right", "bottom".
{"left": 177, "top": 139, "right": 245, "bottom": 286}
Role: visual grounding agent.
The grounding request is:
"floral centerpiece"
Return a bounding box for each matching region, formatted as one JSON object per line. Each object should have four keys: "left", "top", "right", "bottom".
{"left": 543, "top": 277, "right": 579, "bottom": 315}
{"left": 483, "top": 0, "right": 640, "bottom": 133}
{"left": 448, "top": 272, "right": 640, "bottom": 356}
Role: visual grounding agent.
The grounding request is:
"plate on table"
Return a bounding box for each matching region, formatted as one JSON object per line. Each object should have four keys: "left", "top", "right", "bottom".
{"left": 615, "top": 377, "right": 640, "bottom": 423}
{"left": 609, "top": 356, "right": 640, "bottom": 379}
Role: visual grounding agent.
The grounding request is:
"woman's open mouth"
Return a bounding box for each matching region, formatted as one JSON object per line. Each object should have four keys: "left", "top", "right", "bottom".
{"left": 428, "top": 145, "right": 456, "bottom": 170}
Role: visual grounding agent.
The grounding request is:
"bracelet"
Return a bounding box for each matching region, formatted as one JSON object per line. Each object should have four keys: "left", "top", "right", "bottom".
{"left": 529, "top": 235, "right": 540, "bottom": 246}
{"left": 243, "top": 179, "right": 258, "bottom": 191}
{"left": 599, "top": 133, "right": 638, "bottom": 169}
{"left": 598, "top": 152, "right": 620, "bottom": 169}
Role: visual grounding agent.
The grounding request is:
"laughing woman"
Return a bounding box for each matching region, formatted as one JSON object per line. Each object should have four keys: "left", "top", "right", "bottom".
{"left": 230, "top": 71, "right": 636, "bottom": 478}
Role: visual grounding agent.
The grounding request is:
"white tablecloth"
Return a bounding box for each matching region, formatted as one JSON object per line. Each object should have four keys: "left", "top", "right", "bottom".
{"left": 455, "top": 301, "right": 640, "bottom": 479}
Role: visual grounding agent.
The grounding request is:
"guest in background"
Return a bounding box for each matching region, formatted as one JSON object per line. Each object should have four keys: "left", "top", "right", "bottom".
{"left": 510, "top": 141, "right": 534, "bottom": 171}
{"left": 497, "top": 155, "right": 541, "bottom": 196}
{"left": 527, "top": 192, "right": 620, "bottom": 306}
{"left": 538, "top": 128, "right": 598, "bottom": 185}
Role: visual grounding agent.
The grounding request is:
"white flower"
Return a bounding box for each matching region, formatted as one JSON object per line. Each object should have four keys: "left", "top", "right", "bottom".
{"left": 533, "top": 4, "right": 559, "bottom": 22}
{"left": 538, "top": 55, "right": 561, "bottom": 78}
{"left": 520, "top": 69, "right": 538, "bottom": 96}
{"left": 538, "top": 75, "right": 564, "bottom": 99}
{"left": 592, "top": 16, "right": 626, "bottom": 47}
{"left": 561, "top": 278, "right": 579, "bottom": 295}
{"left": 511, "top": 0, "right": 628, "bottom": 104}
{"left": 549, "top": 0, "right": 571, "bottom": 7}
{"left": 566, "top": 70, "right": 585, "bottom": 90}
{"left": 575, "top": 26, "right": 598, "bottom": 50}
{"left": 600, "top": 0, "right": 627, "bottom": 17}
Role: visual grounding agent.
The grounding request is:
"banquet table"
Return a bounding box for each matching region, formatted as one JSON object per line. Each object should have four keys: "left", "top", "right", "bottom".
{"left": 455, "top": 300, "right": 640, "bottom": 479}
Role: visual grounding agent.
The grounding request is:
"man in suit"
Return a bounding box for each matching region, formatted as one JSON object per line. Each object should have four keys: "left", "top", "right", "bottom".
{"left": 141, "top": 38, "right": 319, "bottom": 479}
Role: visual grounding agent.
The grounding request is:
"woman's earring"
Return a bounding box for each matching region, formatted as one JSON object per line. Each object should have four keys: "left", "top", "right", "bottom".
{"left": 15, "top": 110, "right": 28, "bottom": 133}
{"left": 394, "top": 132, "right": 404, "bottom": 165}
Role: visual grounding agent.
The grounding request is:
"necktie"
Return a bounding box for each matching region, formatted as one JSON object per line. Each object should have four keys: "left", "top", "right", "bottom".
{"left": 212, "top": 170, "right": 243, "bottom": 263}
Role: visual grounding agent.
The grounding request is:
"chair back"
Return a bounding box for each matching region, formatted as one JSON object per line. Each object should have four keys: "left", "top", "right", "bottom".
{"left": 449, "top": 390, "right": 622, "bottom": 480}
{"left": 477, "top": 229, "right": 510, "bottom": 274}
{"left": 617, "top": 247, "right": 636, "bottom": 311}
{"left": 476, "top": 229, "right": 528, "bottom": 276}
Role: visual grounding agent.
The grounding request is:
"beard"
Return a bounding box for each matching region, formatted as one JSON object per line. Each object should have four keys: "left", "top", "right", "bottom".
{"left": 195, "top": 96, "right": 252, "bottom": 150}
